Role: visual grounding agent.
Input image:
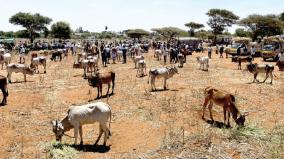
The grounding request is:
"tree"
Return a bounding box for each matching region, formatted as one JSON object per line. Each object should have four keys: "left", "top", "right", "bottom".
{"left": 126, "top": 29, "right": 149, "bottom": 39}
{"left": 51, "top": 21, "right": 72, "bottom": 39}
{"left": 280, "top": 12, "right": 284, "bottom": 21}
{"left": 206, "top": 9, "right": 239, "bottom": 44}
{"left": 239, "top": 14, "right": 284, "bottom": 41}
{"left": 185, "top": 22, "right": 204, "bottom": 36}
{"left": 151, "top": 27, "right": 185, "bottom": 42}
{"left": 9, "top": 12, "right": 52, "bottom": 43}
{"left": 235, "top": 28, "right": 250, "bottom": 37}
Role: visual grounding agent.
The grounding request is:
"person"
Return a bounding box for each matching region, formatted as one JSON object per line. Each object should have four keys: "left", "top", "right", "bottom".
{"left": 19, "top": 45, "right": 26, "bottom": 64}
{"left": 101, "top": 47, "right": 108, "bottom": 67}
{"left": 105, "top": 45, "right": 111, "bottom": 64}
{"left": 111, "top": 47, "right": 117, "bottom": 64}
{"left": 215, "top": 45, "right": 219, "bottom": 54}
{"left": 122, "top": 45, "right": 127, "bottom": 64}
{"left": 219, "top": 45, "right": 224, "bottom": 58}
{"left": 163, "top": 46, "right": 168, "bottom": 65}
{"left": 72, "top": 43, "right": 77, "bottom": 56}
{"left": 207, "top": 45, "right": 212, "bottom": 59}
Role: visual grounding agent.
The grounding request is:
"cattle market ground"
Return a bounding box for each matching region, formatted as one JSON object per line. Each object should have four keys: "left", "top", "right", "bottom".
{"left": 0, "top": 50, "right": 284, "bottom": 159}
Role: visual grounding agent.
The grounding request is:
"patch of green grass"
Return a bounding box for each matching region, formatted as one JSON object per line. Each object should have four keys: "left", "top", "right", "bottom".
{"left": 228, "top": 123, "right": 266, "bottom": 141}
{"left": 42, "top": 141, "right": 78, "bottom": 159}
{"left": 268, "top": 124, "right": 284, "bottom": 159}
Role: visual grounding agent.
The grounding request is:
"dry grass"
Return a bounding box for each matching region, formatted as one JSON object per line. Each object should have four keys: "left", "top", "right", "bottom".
{"left": 0, "top": 49, "right": 283, "bottom": 158}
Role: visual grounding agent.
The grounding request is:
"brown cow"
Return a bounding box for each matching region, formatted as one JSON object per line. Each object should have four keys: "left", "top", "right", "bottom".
{"left": 202, "top": 87, "right": 248, "bottom": 127}
{"left": 88, "top": 71, "right": 115, "bottom": 99}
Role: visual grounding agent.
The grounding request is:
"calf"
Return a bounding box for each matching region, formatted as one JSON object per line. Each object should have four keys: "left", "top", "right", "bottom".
{"left": 177, "top": 53, "right": 185, "bottom": 68}
{"left": 196, "top": 56, "right": 209, "bottom": 71}
{"left": 132, "top": 55, "right": 144, "bottom": 68}
{"left": 136, "top": 60, "right": 147, "bottom": 77}
{"left": 51, "top": 102, "right": 111, "bottom": 146}
{"left": 30, "top": 57, "right": 47, "bottom": 74}
{"left": 7, "top": 63, "right": 34, "bottom": 83}
{"left": 202, "top": 86, "right": 248, "bottom": 127}
{"left": 247, "top": 63, "right": 274, "bottom": 84}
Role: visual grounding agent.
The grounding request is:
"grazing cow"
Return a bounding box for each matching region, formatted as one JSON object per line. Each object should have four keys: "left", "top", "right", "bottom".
{"left": 196, "top": 56, "right": 209, "bottom": 71}
{"left": 88, "top": 71, "right": 115, "bottom": 99}
{"left": 136, "top": 60, "right": 147, "bottom": 77}
{"left": 148, "top": 66, "right": 178, "bottom": 91}
{"left": 247, "top": 63, "right": 274, "bottom": 84}
{"left": 30, "top": 57, "right": 47, "bottom": 74}
{"left": 0, "top": 53, "right": 11, "bottom": 69}
{"left": 232, "top": 56, "right": 253, "bottom": 70}
{"left": 51, "top": 102, "right": 111, "bottom": 145}
{"left": 202, "top": 86, "right": 248, "bottom": 127}
{"left": 7, "top": 63, "right": 34, "bottom": 83}
{"left": 154, "top": 49, "right": 162, "bottom": 61}
{"left": 177, "top": 53, "right": 185, "bottom": 68}
{"left": 50, "top": 50, "right": 63, "bottom": 62}
{"left": 132, "top": 55, "right": 144, "bottom": 68}
{"left": 0, "top": 75, "right": 8, "bottom": 105}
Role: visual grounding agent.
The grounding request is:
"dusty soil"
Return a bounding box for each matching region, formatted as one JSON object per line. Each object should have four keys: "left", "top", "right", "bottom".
{"left": 0, "top": 50, "right": 283, "bottom": 159}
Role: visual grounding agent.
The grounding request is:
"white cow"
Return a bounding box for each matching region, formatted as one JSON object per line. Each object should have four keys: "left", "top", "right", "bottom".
{"left": 148, "top": 66, "right": 178, "bottom": 91}
{"left": 7, "top": 63, "right": 34, "bottom": 83}
{"left": 136, "top": 59, "right": 147, "bottom": 77}
{"left": 132, "top": 55, "right": 144, "bottom": 68}
{"left": 51, "top": 102, "right": 112, "bottom": 146}
{"left": 154, "top": 49, "right": 162, "bottom": 61}
{"left": 30, "top": 57, "right": 47, "bottom": 74}
{"left": 0, "top": 53, "right": 11, "bottom": 69}
{"left": 196, "top": 56, "right": 209, "bottom": 71}
{"left": 177, "top": 53, "right": 185, "bottom": 68}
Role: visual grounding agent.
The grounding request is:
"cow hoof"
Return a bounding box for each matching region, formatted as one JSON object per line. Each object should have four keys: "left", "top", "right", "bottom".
{"left": 8, "top": 80, "right": 11, "bottom": 84}
{"left": 44, "top": 71, "right": 46, "bottom": 74}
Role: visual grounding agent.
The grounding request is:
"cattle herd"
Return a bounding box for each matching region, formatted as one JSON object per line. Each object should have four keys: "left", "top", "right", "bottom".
{"left": 0, "top": 39, "right": 283, "bottom": 147}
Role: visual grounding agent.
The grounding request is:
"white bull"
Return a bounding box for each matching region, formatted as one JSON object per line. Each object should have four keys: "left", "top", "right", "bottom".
{"left": 132, "top": 55, "right": 144, "bottom": 68}
{"left": 148, "top": 66, "right": 178, "bottom": 91}
{"left": 7, "top": 63, "right": 34, "bottom": 83}
{"left": 51, "top": 102, "right": 112, "bottom": 146}
{"left": 0, "top": 53, "right": 11, "bottom": 69}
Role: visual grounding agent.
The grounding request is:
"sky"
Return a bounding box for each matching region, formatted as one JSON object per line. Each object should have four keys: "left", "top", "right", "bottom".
{"left": 0, "top": 0, "right": 283, "bottom": 33}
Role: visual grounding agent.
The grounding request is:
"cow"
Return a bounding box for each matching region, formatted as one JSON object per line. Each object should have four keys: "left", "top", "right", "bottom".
{"left": 136, "top": 60, "right": 147, "bottom": 77}
{"left": 232, "top": 56, "right": 253, "bottom": 70}
{"left": 154, "top": 49, "right": 162, "bottom": 61}
{"left": 196, "top": 56, "right": 209, "bottom": 71}
{"left": 0, "top": 75, "right": 8, "bottom": 106}
{"left": 0, "top": 53, "right": 11, "bottom": 69}
{"left": 177, "top": 53, "right": 185, "bottom": 68}
{"left": 88, "top": 71, "right": 115, "bottom": 99}
{"left": 148, "top": 66, "right": 178, "bottom": 91}
{"left": 30, "top": 57, "right": 47, "bottom": 74}
{"left": 50, "top": 50, "right": 63, "bottom": 62}
{"left": 132, "top": 55, "right": 144, "bottom": 68}
{"left": 202, "top": 86, "right": 248, "bottom": 127}
{"left": 51, "top": 102, "right": 111, "bottom": 146}
{"left": 7, "top": 63, "right": 34, "bottom": 83}
{"left": 247, "top": 63, "right": 274, "bottom": 84}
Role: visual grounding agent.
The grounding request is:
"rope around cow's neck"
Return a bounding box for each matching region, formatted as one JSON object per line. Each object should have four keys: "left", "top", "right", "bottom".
{"left": 63, "top": 132, "right": 75, "bottom": 138}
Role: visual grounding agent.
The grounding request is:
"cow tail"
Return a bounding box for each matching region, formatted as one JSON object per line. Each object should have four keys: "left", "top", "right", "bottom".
{"left": 111, "top": 71, "right": 115, "bottom": 91}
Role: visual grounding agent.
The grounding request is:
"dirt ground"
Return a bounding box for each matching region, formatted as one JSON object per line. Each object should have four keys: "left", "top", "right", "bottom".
{"left": 0, "top": 49, "right": 283, "bottom": 159}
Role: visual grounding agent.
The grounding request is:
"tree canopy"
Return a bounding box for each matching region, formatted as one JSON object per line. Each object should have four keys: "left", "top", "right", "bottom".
{"left": 50, "top": 21, "right": 72, "bottom": 39}
{"left": 9, "top": 12, "right": 52, "bottom": 42}
{"left": 151, "top": 27, "right": 185, "bottom": 42}
{"left": 185, "top": 22, "right": 204, "bottom": 36}
{"left": 234, "top": 28, "right": 250, "bottom": 37}
{"left": 239, "top": 14, "right": 284, "bottom": 41}
{"left": 125, "top": 29, "right": 149, "bottom": 39}
{"left": 206, "top": 9, "right": 239, "bottom": 43}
